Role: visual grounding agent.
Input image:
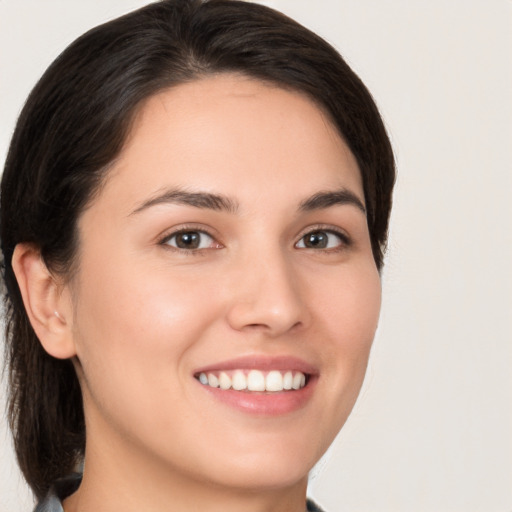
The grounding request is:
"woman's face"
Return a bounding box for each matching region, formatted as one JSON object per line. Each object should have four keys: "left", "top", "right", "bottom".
{"left": 67, "top": 74, "right": 381, "bottom": 491}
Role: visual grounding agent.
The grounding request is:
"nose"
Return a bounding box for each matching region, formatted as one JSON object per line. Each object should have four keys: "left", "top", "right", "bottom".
{"left": 225, "top": 251, "right": 309, "bottom": 337}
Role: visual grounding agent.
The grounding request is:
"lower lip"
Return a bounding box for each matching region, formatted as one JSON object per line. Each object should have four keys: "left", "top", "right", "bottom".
{"left": 196, "top": 377, "right": 317, "bottom": 416}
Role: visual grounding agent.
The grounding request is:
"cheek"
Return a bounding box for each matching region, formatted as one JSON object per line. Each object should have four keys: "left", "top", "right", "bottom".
{"left": 313, "top": 261, "right": 381, "bottom": 394}
{"left": 75, "top": 253, "right": 215, "bottom": 340}
{"left": 314, "top": 259, "right": 381, "bottom": 343}
{"left": 69, "top": 256, "right": 221, "bottom": 409}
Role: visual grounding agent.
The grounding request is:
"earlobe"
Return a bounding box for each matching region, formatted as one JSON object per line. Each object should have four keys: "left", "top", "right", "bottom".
{"left": 12, "top": 243, "right": 76, "bottom": 359}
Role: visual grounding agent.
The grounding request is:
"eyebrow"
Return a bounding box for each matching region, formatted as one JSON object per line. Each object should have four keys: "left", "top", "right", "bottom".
{"left": 130, "top": 188, "right": 239, "bottom": 215}
{"left": 130, "top": 186, "right": 365, "bottom": 216}
{"left": 299, "top": 189, "right": 366, "bottom": 214}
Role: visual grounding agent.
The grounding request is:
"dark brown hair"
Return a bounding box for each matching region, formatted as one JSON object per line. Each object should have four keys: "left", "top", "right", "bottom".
{"left": 0, "top": 0, "right": 395, "bottom": 499}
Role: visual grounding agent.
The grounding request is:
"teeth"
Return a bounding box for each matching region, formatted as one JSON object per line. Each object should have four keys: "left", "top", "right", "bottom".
{"left": 247, "top": 370, "right": 266, "bottom": 391}
{"left": 207, "top": 373, "right": 219, "bottom": 388}
{"left": 232, "top": 370, "right": 247, "bottom": 390}
{"left": 265, "top": 370, "right": 283, "bottom": 392}
{"left": 197, "top": 369, "right": 307, "bottom": 392}
{"left": 219, "top": 372, "right": 231, "bottom": 390}
{"left": 292, "top": 372, "right": 305, "bottom": 390}
{"left": 283, "top": 371, "right": 293, "bottom": 390}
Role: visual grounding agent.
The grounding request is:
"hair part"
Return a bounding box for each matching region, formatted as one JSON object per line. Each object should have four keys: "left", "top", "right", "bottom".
{"left": 1, "top": 0, "right": 394, "bottom": 499}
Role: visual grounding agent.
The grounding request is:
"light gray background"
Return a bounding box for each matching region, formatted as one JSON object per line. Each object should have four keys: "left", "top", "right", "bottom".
{"left": 1, "top": 1, "right": 511, "bottom": 511}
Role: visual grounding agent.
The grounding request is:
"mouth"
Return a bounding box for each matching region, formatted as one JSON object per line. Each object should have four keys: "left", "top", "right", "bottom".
{"left": 193, "top": 356, "right": 317, "bottom": 415}
{"left": 195, "top": 369, "right": 308, "bottom": 392}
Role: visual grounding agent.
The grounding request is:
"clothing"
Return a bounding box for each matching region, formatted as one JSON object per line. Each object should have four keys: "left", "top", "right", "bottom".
{"left": 34, "top": 474, "right": 81, "bottom": 512}
{"left": 34, "top": 473, "right": 325, "bottom": 512}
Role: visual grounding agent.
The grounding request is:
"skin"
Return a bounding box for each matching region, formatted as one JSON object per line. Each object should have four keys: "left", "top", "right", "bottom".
{"left": 14, "top": 74, "right": 381, "bottom": 512}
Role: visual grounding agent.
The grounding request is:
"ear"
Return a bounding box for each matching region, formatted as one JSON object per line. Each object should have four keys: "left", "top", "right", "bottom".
{"left": 12, "top": 243, "right": 76, "bottom": 359}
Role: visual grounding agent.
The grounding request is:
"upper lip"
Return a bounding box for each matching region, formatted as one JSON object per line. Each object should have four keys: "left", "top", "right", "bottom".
{"left": 194, "top": 355, "right": 318, "bottom": 376}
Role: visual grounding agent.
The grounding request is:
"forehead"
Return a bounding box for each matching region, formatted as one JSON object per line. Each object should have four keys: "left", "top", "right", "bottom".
{"left": 99, "top": 74, "right": 363, "bottom": 213}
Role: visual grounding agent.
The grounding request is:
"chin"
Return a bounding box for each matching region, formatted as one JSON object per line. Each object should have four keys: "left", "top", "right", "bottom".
{"left": 187, "top": 429, "right": 328, "bottom": 492}
{"left": 205, "top": 455, "right": 312, "bottom": 492}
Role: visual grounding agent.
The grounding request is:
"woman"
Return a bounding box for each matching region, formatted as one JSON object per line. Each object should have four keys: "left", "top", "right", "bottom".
{"left": 0, "top": 0, "right": 395, "bottom": 510}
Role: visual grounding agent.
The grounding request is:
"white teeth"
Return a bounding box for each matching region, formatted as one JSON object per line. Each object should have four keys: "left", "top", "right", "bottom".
{"left": 265, "top": 370, "right": 283, "bottom": 392}
{"left": 219, "top": 372, "right": 231, "bottom": 390}
{"left": 247, "top": 370, "right": 266, "bottom": 391}
{"left": 232, "top": 370, "right": 247, "bottom": 390}
{"left": 283, "top": 371, "right": 293, "bottom": 390}
{"left": 207, "top": 373, "right": 219, "bottom": 388}
{"left": 292, "top": 372, "right": 305, "bottom": 390}
{"left": 198, "top": 369, "right": 307, "bottom": 392}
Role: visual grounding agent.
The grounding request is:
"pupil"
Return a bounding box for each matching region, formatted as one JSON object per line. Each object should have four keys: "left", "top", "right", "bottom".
{"left": 176, "top": 232, "right": 200, "bottom": 249}
{"left": 305, "top": 231, "right": 327, "bottom": 248}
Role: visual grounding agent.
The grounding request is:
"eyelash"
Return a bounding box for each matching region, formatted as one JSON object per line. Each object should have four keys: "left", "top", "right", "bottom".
{"left": 159, "top": 225, "right": 221, "bottom": 255}
{"left": 158, "top": 225, "right": 351, "bottom": 255}
{"left": 294, "top": 226, "right": 351, "bottom": 252}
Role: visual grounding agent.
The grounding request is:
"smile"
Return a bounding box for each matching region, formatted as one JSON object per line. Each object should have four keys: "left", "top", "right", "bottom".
{"left": 196, "top": 369, "right": 307, "bottom": 392}
{"left": 193, "top": 356, "right": 317, "bottom": 415}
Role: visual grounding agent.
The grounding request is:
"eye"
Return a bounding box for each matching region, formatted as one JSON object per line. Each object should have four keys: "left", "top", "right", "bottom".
{"left": 163, "top": 230, "right": 218, "bottom": 251}
{"left": 295, "top": 229, "right": 349, "bottom": 250}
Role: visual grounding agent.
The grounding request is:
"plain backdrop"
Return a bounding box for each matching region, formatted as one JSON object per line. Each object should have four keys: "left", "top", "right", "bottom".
{"left": 1, "top": 1, "right": 511, "bottom": 511}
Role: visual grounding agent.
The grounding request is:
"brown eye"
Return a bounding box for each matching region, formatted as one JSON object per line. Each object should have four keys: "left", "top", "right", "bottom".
{"left": 303, "top": 231, "right": 328, "bottom": 248}
{"left": 296, "top": 230, "right": 347, "bottom": 250}
{"left": 164, "top": 230, "right": 215, "bottom": 250}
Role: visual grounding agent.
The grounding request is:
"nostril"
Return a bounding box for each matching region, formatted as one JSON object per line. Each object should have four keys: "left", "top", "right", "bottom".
{"left": 242, "top": 320, "right": 303, "bottom": 334}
